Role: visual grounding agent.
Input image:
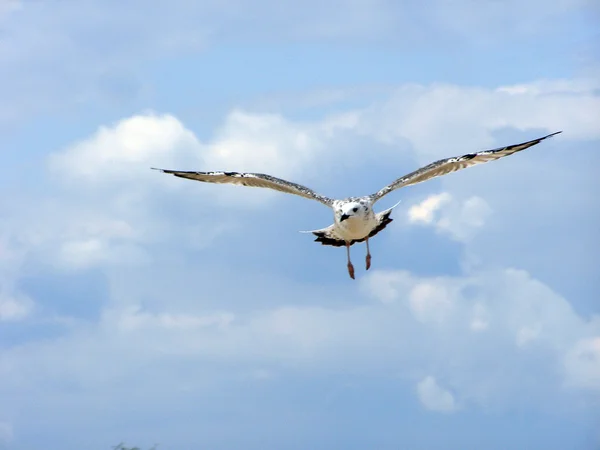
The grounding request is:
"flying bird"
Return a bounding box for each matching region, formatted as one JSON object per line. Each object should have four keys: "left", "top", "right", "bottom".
{"left": 153, "top": 131, "right": 561, "bottom": 279}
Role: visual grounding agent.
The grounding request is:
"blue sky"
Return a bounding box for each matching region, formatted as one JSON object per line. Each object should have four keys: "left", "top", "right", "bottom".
{"left": 1, "top": 0, "right": 599, "bottom": 449}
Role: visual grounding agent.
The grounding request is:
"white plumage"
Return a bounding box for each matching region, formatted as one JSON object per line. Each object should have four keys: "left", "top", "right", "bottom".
{"left": 154, "top": 131, "right": 561, "bottom": 279}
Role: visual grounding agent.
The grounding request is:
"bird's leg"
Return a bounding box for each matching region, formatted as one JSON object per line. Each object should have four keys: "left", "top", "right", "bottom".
{"left": 346, "top": 243, "right": 355, "bottom": 280}
{"left": 365, "top": 238, "right": 372, "bottom": 270}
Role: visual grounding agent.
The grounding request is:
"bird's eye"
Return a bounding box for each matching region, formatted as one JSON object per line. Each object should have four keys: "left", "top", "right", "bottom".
{"left": 352, "top": 207, "right": 358, "bottom": 212}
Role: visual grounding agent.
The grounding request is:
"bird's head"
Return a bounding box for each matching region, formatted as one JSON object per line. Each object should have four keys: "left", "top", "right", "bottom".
{"left": 338, "top": 201, "right": 366, "bottom": 222}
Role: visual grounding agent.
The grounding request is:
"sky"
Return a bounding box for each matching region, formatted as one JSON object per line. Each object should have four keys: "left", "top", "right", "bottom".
{"left": 1, "top": 0, "right": 599, "bottom": 449}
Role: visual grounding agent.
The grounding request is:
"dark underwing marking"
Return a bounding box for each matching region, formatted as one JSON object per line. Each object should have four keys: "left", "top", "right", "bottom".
{"left": 311, "top": 210, "right": 394, "bottom": 247}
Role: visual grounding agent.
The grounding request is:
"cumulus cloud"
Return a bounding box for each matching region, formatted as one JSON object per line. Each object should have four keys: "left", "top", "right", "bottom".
{"left": 47, "top": 109, "right": 348, "bottom": 209}
{"left": 203, "top": 110, "right": 322, "bottom": 178}
{"left": 362, "top": 267, "right": 600, "bottom": 395}
{"left": 45, "top": 76, "right": 596, "bottom": 206}
{"left": 407, "top": 193, "right": 492, "bottom": 242}
{"left": 0, "top": 264, "right": 589, "bottom": 406}
{"left": 408, "top": 192, "right": 451, "bottom": 224}
{"left": 417, "top": 376, "right": 458, "bottom": 413}
{"left": 9, "top": 78, "right": 598, "bottom": 320}
{"left": 0, "top": 77, "right": 598, "bottom": 449}
{"left": 40, "top": 109, "right": 339, "bottom": 269}
{"left": 26, "top": 79, "right": 596, "bottom": 375}
{"left": 362, "top": 270, "right": 414, "bottom": 304}
{"left": 436, "top": 196, "right": 493, "bottom": 242}
{"left": 0, "top": 234, "right": 598, "bottom": 449}
{"left": 48, "top": 113, "right": 201, "bottom": 184}
{"left": 358, "top": 81, "right": 600, "bottom": 159}
{"left": 0, "top": 0, "right": 598, "bottom": 444}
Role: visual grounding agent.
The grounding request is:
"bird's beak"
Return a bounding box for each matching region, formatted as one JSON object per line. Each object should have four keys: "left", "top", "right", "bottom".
{"left": 340, "top": 213, "right": 350, "bottom": 222}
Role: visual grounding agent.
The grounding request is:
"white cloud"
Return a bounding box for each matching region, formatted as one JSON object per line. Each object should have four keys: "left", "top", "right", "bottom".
{"left": 416, "top": 376, "right": 458, "bottom": 413}
{"left": 10, "top": 77, "right": 597, "bottom": 292}
{"left": 43, "top": 112, "right": 321, "bottom": 270}
{"left": 358, "top": 81, "right": 600, "bottom": 160}
{"left": 0, "top": 260, "right": 597, "bottom": 444}
{"left": 53, "top": 216, "right": 141, "bottom": 270}
{"left": 4, "top": 202, "right": 159, "bottom": 272}
{"left": 407, "top": 193, "right": 492, "bottom": 242}
{"left": 47, "top": 78, "right": 600, "bottom": 205}
{"left": 470, "top": 318, "right": 488, "bottom": 332}
{"left": 363, "top": 267, "right": 600, "bottom": 396}
{"left": 47, "top": 109, "right": 345, "bottom": 210}
{"left": 0, "top": 236, "right": 32, "bottom": 321}
{"left": 516, "top": 324, "right": 542, "bottom": 347}
{"left": 59, "top": 238, "right": 105, "bottom": 269}
{"left": 407, "top": 192, "right": 451, "bottom": 224}
{"left": 436, "top": 196, "right": 493, "bottom": 242}
{"left": 1, "top": 0, "right": 596, "bottom": 130}
{"left": 203, "top": 110, "right": 323, "bottom": 179}
{"left": 0, "top": 292, "right": 33, "bottom": 321}
{"left": 495, "top": 78, "right": 600, "bottom": 96}
{"left": 48, "top": 113, "right": 201, "bottom": 184}
{"left": 409, "top": 282, "right": 454, "bottom": 324}
{"left": 0, "top": 78, "right": 597, "bottom": 449}
{"left": 361, "top": 270, "right": 414, "bottom": 304}
{"left": 0, "top": 0, "right": 598, "bottom": 442}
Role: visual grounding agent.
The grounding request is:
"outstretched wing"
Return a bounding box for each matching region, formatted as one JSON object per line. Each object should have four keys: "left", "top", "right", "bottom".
{"left": 370, "top": 131, "right": 561, "bottom": 202}
{"left": 153, "top": 169, "right": 334, "bottom": 207}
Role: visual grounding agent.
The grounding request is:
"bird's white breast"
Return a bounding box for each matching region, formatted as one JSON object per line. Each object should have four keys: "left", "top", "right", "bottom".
{"left": 336, "top": 215, "right": 377, "bottom": 240}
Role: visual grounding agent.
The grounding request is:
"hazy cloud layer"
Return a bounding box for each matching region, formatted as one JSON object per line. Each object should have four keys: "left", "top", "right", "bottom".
{"left": 1, "top": 0, "right": 599, "bottom": 448}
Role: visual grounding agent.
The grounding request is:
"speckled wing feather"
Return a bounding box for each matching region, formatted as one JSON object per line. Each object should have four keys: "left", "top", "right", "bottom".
{"left": 152, "top": 169, "right": 334, "bottom": 207}
{"left": 371, "top": 131, "right": 561, "bottom": 202}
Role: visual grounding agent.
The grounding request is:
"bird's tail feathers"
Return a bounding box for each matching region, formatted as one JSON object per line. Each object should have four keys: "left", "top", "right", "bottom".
{"left": 299, "top": 224, "right": 334, "bottom": 234}
{"left": 379, "top": 199, "right": 402, "bottom": 214}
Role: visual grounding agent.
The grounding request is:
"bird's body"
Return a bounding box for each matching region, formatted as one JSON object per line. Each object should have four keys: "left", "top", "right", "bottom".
{"left": 330, "top": 198, "right": 378, "bottom": 242}
{"left": 336, "top": 206, "right": 376, "bottom": 241}
{"left": 306, "top": 197, "right": 394, "bottom": 245}
{"left": 153, "top": 131, "right": 561, "bottom": 279}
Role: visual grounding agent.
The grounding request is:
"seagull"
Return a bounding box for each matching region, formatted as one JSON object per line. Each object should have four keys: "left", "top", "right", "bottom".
{"left": 153, "top": 131, "right": 561, "bottom": 279}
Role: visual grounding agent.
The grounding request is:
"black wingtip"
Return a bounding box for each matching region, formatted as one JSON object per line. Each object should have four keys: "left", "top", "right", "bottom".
{"left": 545, "top": 131, "right": 562, "bottom": 139}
